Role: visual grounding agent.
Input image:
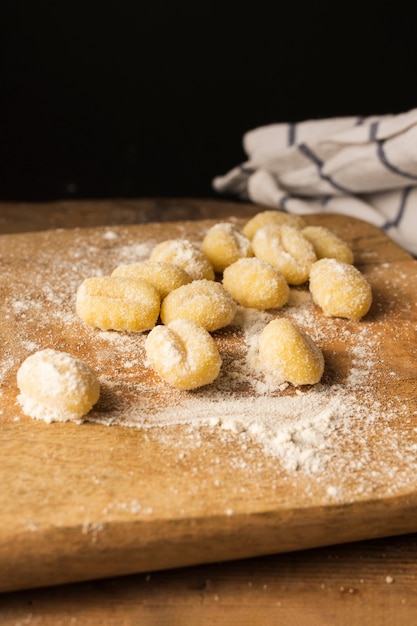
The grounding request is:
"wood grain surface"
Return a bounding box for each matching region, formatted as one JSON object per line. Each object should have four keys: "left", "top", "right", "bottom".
{"left": 2, "top": 533, "right": 417, "bottom": 626}
{"left": 0, "top": 197, "right": 261, "bottom": 234}
{"left": 1, "top": 200, "right": 417, "bottom": 623}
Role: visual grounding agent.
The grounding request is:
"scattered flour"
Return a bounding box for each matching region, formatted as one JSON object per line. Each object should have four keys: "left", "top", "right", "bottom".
{"left": 2, "top": 224, "right": 417, "bottom": 499}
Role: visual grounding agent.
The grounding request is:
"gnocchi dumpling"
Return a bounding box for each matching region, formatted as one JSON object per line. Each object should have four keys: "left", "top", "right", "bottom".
{"left": 202, "top": 222, "right": 253, "bottom": 273}
{"left": 145, "top": 319, "right": 222, "bottom": 390}
{"left": 252, "top": 224, "right": 317, "bottom": 285}
{"left": 149, "top": 239, "right": 215, "bottom": 281}
{"left": 76, "top": 276, "right": 160, "bottom": 332}
{"left": 309, "top": 258, "right": 372, "bottom": 320}
{"left": 160, "top": 279, "right": 237, "bottom": 331}
{"left": 111, "top": 261, "right": 191, "bottom": 299}
{"left": 302, "top": 226, "right": 354, "bottom": 264}
{"left": 243, "top": 210, "right": 307, "bottom": 240}
{"left": 258, "top": 318, "right": 324, "bottom": 386}
{"left": 223, "top": 257, "right": 289, "bottom": 310}
{"left": 17, "top": 349, "right": 100, "bottom": 423}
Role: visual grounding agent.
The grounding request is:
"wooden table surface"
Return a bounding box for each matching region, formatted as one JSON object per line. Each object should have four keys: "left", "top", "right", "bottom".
{"left": 1, "top": 197, "right": 417, "bottom": 626}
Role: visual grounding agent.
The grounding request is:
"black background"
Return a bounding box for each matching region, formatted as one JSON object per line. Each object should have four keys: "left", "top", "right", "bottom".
{"left": 1, "top": 2, "right": 416, "bottom": 202}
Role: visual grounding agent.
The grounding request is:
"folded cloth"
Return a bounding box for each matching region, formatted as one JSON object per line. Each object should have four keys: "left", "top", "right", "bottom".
{"left": 212, "top": 108, "right": 417, "bottom": 255}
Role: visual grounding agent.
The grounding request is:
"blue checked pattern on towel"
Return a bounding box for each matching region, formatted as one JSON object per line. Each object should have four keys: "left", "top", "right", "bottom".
{"left": 213, "top": 108, "right": 417, "bottom": 255}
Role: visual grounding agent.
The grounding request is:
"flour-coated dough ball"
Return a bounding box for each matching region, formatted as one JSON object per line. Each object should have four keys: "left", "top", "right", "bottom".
{"left": 17, "top": 349, "right": 100, "bottom": 423}
{"left": 223, "top": 258, "right": 289, "bottom": 310}
{"left": 243, "top": 210, "right": 307, "bottom": 240}
{"left": 309, "top": 258, "right": 372, "bottom": 320}
{"left": 76, "top": 276, "right": 160, "bottom": 332}
{"left": 149, "top": 239, "right": 215, "bottom": 281}
{"left": 160, "top": 279, "right": 237, "bottom": 331}
{"left": 111, "top": 261, "right": 191, "bottom": 299}
{"left": 258, "top": 319, "right": 324, "bottom": 386}
{"left": 201, "top": 222, "right": 253, "bottom": 273}
{"left": 302, "top": 226, "right": 354, "bottom": 264}
{"left": 145, "top": 319, "right": 222, "bottom": 390}
{"left": 252, "top": 224, "right": 317, "bottom": 285}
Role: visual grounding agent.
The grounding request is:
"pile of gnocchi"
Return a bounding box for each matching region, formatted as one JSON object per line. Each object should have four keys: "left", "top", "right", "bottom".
{"left": 16, "top": 210, "right": 373, "bottom": 422}
{"left": 76, "top": 210, "right": 371, "bottom": 391}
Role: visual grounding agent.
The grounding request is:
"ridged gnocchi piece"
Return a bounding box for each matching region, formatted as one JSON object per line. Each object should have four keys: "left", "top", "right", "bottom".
{"left": 202, "top": 222, "right": 253, "bottom": 273}
{"left": 160, "top": 279, "right": 237, "bottom": 331}
{"left": 17, "top": 349, "right": 100, "bottom": 423}
{"left": 243, "top": 210, "right": 307, "bottom": 240}
{"left": 258, "top": 318, "right": 324, "bottom": 386}
{"left": 111, "top": 260, "right": 191, "bottom": 299}
{"left": 145, "top": 319, "right": 222, "bottom": 390}
{"left": 76, "top": 276, "right": 160, "bottom": 332}
{"left": 149, "top": 239, "right": 215, "bottom": 281}
{"left": 302, "top": 226, "right": 354, "bottom": 264}
{"left": 223, "top": 258, "right": 289, "bottom": 310}
{"left": 309, "top": 258, "right": 372, "bottom": 320}
{"left": 252, "top": 224, "right": 317, "bottom": 285}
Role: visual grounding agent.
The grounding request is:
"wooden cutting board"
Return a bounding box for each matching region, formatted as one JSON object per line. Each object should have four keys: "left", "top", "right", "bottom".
{"left": 1, "top": 213, "right": 417, "bottom": 593}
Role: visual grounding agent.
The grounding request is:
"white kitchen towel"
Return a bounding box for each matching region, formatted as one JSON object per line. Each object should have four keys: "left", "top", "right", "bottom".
{"left": 212, "top": 108, "right": 417, "bottom": 255}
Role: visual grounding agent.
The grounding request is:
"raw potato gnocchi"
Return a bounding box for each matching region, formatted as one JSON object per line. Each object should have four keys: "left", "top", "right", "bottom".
{"left": 17, "top": 349, "right": 100, "bottom": 423}
{"left": 149, "top": 239, "right": 215, "bottom": 281}
{"left": 243, "top": 210, "right": 307, "bottom": 240}
{"left": 160, "top": 279, "right": 237, "bottom": 331}
{"left": 258, "top": 318, "right": 324, "bottom": 386}
{"left": 202, "top": 222, "right": 253, "bottom": 273}
{"left": 111, "top": 260, "right": 191, "bottom": 299}
{"left": 309, "top": 258, "right": 372, "bottom": 320}
{"left": 145, "top": 319, "right": 222, "bottom": 390}
{"left": 76, "top": 275, "right": 160, "bottom": 332}
{"left": 223, "top": 258, "right": 289, "bottom": 310}
{"left": 302, "top": 225, "right": 354, "bottom": 264}
{"left": 252, "top": 224, "right": 317, "bottom": 285}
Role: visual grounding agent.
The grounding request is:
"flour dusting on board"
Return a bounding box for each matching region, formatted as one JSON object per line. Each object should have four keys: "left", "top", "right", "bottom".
{"left": 2, "top": 223, "right": 417, "bottom": 500}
